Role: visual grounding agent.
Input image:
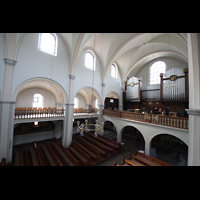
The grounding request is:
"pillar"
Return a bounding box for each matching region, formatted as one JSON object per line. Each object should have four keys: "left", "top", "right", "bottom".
{"left": 62, "top": 75, "right": 75, "bottom": 148}
{"left": 0, "top": 33, "right": 17, "bottom": 163}
{"left": 186, "top": 33, "right": 200, "bottom": 166}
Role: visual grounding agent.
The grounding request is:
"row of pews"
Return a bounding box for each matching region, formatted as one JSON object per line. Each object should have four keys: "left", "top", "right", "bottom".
{"left": 12, "top": 132, "right": 121, "bottom": 166}
{"left": 115, "top": 150, "right": 173, "bottom": 166}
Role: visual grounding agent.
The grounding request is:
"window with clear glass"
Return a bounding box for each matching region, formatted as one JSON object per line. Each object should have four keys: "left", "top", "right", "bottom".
{"left": 33, "top": 93, "right": 44, "bottom": 108}
{"left": 150, "top": 61, "right": 166, "bottom": 85}
{"left": 95, "top": 99, "right": 98, "bottom": 109}
{"left": 111, "top": 63, "right": 117, "bottom": 79}
{"left": 38, "top": 33, "right": 57, "bottom": 56}
{"left": 74, "top": 97, "right": 79, "bottom": 108}
{"left": 85, "top": 51, "right": 95, "bottom": 70}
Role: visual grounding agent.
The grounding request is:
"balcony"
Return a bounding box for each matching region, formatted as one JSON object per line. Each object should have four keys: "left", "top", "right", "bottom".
{"left": 14, "top": 108, "right": 65, "bottom": 120}
{"left": 14, "top": 107, "right": 99, "bottom": 121}
{"left": 102, "top": 109, "right": 188, "bottom": 130}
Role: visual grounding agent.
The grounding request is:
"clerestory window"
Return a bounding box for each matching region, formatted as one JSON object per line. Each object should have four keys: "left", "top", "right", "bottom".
{"left": 38, "top": 33, "right": 57, "bottom": 56}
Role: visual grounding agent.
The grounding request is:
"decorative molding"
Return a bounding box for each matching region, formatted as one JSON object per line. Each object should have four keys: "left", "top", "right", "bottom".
{"left": 69, "top": 75, "right": 76, "bottom": 80}
{"left": 0, "top": 101, "right": 16, "bottom": 104}
{"left": 185, "top": 109, "right": 200, "bottom": 116}
{"left": 102, "top": 83, "right": 106, "bottom": 87}
{"left": 4, "top": 58, "right": 17, "bottom": 66}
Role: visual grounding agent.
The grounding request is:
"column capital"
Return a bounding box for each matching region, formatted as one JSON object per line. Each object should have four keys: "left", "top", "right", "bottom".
{"left": 4, "top": 58, "right": 17, "bottom": 66}
{"left": 102, "top": 83, "right": 106, "bottom": 87}
{"left": 186, "top": 109, "right": 200, "bottom": 116}
{"left": 69, "top": 75, "right": 76, "bottom": 80}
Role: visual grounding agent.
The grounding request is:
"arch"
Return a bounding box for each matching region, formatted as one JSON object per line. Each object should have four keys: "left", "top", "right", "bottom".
{"left": 12, "top": 77, "right": 68, "bottom": 106}
{"left": 14, "top": 33, "right": 71, "bottom": 67}
{"left": 120, "top": 125, "right": 145, "bottom": 151}
{"left": 124, "top": 51, "right": 188, "bottom": 81}
{"left": 38, "top": 33, "right": 58, "bottom": 56}
{"left": 103, "top": 33, "right": 187, "bottom": 83}
{"left": 74, "top": 86, "right": 101, "bottom": 109}
{"left": 149, "top": 133, "right": 188, "bottom": 165}
{"left": 85, "top": 50, "right": 95, "bottom": 70}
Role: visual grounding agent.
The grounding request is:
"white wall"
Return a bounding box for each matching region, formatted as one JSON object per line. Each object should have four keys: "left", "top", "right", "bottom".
{"left": 15, "top": 88, "right": 56, "bottom": 108}
{"left": 0, "top": 33, "right": 5, "bottom": 100}
{"left": 104, "top": 64, "right": 122, "bottom": 105}
{"left": 11, "top": 33, "right": 70, "bottom": 101}
{"left": 74, "top": 48, "right": 102, "bottom": 101}
{"left": 76, "top": 93, "right": 86, "bottom": 108}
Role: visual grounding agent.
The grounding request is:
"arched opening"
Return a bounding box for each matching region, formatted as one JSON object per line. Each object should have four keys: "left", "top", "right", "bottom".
{"left": 121, "top": 126, "right": 145, "bottom": 152}
{"left": 104, "top": 92, "right": 120, "bottom": 110}
{"left": 150, "top": 134, "right": 188, "bottom": 166}
{"left": 103, "top": 121, "right": 117, "bottom": 141}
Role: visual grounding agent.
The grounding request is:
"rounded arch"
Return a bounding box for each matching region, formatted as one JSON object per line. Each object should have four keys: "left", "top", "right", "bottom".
{"left": 12, "top": 77, "right": 68, "bottom": 105}
{"left": 150, "top": 133, "right": 188, "bottom": 165}
{"left": 74, "top": 86, "right": 101, "bottom": 109}
{"left": 103, "top": 33, "right": 187, "bottom": 83}
{"left": 120, "top": 125, "right": 145, "bottom": 152}
{"left": 15, "top": 33, "right": 71, "bottom": 67}
{"left": 124, "top": 50, "right": 188, "bottom": 81}
{"left": 105, "top": 91, "right": 121, "bottom": 109}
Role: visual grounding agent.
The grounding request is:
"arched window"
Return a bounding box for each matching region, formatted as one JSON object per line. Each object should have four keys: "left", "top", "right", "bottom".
{"left": 74, "top": 97, "right": 79, "bottom": 108}
{"left": 85, "top": 50, "right": 95, "bottom": 70}
{"left": 32, "top": 93, "right": 44, "bottom": 108}
{"left": 95, "top": 99, "right": 98, "bottom": 109}
{"left": 111, "top": 63, "right": 118, "bottom": 79}
{"left": 38, "top": 33, "right": 57, "bottom": 56}
{"left": 150, "top": 61, "right": 166, "bottom": 85}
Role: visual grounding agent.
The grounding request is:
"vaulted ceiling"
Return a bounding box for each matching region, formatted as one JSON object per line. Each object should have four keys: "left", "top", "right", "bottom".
{"left": 16, "top": 33, "right": 188, "bottom": 84}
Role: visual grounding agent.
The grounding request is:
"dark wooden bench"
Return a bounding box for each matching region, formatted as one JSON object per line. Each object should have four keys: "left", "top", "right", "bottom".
{"left": 84, "top": 135, "right": 114, "bottom": 155}
{"left": 122, "top": 158, "right": 138, "bottom": 166}
{"left": 33, "top": 142, "right": 44, "bottom": 166}
{"left": 77, "top": 136, "right": 108, "bottom": 158}
{"left": 96, "top": 133, "right": 121, "bottom": 152}
{"left": 132, "top": 151, "right": 173, "bottom": 166}
{"left": 53, "top": 138, "right": 80, "bottom": 166}
{"left": 51, "top": 140, "right": 75, "bottom": 166}
{"left": 43, "top": 139, "right": 63, "bottom": 166}
{"left": 73, "top": 139, "right": 100, "bottom": 163}
{"left": 30, "top": 144, "right": 40, "bottom": 166}
{"left": 69, "top": 142, "right": 91, "bottom": 166}
{"left": 88, "top": 133, "right": 116, "bottom": 154}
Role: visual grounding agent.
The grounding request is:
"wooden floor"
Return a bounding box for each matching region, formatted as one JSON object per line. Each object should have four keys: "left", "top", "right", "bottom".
{"left": 11, "top": 133, "right": 121, "bottom": 166}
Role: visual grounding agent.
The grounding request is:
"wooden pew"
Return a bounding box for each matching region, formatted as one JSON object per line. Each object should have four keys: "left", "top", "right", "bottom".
{"left": 88, "top": 132, "right": 116, "bottom": 154}
{"left": 77, "top": 136, "right": 108, "bottom": 158}
{"left": 33, "top": 142, "right": 44, "bottom": 166}
{"left": 51, "top": 140, "right": 75, "bottom": 166}
{"left": 84, "top": 135, "right": 113, "bottom": 155}
{"left": 73, "top": 139, "right": 100, "bottom": 164}
{"left": 53, "top": 138, "right": 80, "bottom": 166}
{"left": 43, "top": 139, "right": 63, "bottom": 166}
{"left": 30, "top": 143, "right": 40, "bottom": 166}
{"left": 95, "top": 133, "right": 121, "bottom": 152}
{"left": 69, "top": 142, "right": 91, "bottom": 166}
{"left": 122, "top": 158, "right": 138, "bottom": 166}
{"left": 133, "top": 151, "right": 173, "bottom": 166}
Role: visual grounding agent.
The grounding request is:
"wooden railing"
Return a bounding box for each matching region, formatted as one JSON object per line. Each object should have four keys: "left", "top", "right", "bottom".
{"left": 74, "top": 108, "right": 98, "bottom": 114}
{"left": 14, "top": 108, "right": 65, "bottom": 119}
{"left": 102, "top": 109, "right": 188, "bottom": 129}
